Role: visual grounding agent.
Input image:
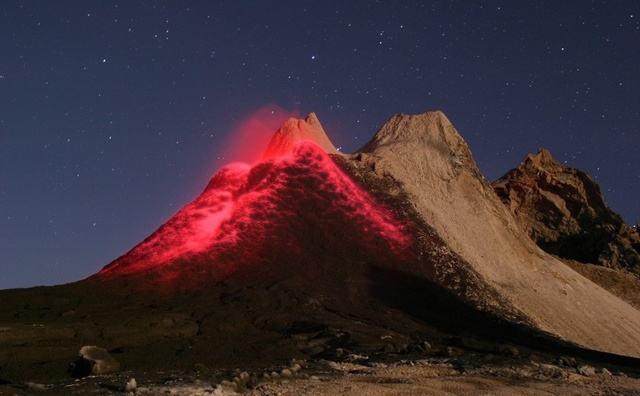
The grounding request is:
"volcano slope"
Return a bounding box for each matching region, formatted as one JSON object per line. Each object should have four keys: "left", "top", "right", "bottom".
{"left": 2, "top": 112, "right": 640, "bottom": 390}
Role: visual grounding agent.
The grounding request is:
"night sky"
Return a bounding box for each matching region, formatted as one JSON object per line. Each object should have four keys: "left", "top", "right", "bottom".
{"left": 1, "top": 1, "right": 639, "bottom": 289}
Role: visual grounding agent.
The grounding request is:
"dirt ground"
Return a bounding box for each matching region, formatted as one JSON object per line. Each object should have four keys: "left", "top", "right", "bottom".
{"left": 3, "top": 357, "right": 638, "bottom": 395}
{"left": 246, "top": 360, "right": 640, "bottom": 396}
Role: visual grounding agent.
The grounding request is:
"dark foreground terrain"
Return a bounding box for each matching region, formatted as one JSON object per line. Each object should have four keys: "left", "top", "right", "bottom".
{"left": 1, "top": 278, "right": 640, "bottom": 395}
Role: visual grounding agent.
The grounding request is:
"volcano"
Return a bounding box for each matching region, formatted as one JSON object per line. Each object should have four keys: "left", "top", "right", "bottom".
{"left": 3, "top": 110, "right": 640, "bottom": 387}
{"left": 96, "top": 113, "right": 410, "bottom": 286}
{"left": 94, "top": 110, "right": 640, "bottom": 357}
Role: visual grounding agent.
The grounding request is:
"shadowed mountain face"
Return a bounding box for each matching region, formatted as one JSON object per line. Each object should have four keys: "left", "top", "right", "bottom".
{"left": 492, "top": 149, "right": 640, "bottom": 275}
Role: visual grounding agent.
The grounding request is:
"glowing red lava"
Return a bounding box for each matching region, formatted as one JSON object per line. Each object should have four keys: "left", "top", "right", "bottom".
{"left": 98, "top": 116, "right": 412, "bottom": 285}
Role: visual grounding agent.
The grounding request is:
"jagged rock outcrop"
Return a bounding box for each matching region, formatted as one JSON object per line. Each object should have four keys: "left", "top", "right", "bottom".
{"left": 492, "top": 149, "right": 640, "bottom": 276}
{"left": 346, "top": 111, "right": 640, "bottom": 358}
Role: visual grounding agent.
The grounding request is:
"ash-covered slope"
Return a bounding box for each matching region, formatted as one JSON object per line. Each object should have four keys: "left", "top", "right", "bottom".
{"left": 492, "top": 149, "right": 640, "bottom": 275}
{"left": 345, "top": 111, "right": 640, "bottom": 358}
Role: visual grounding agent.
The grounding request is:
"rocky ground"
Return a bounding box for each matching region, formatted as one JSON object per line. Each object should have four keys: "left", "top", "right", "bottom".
{"left": 249, "top": 360, "right": 640, "bottom": 396}
{"left": 2, "top": 353, "right": 639, "bottom": 395}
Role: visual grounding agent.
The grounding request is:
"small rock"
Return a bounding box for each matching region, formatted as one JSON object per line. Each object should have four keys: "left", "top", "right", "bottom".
{"left": 281, "top": 368, "right": 293, "bottom": 377}
{"left": 290, "top": 363, "right": 302, "bottom": 372}
{"left": 600, "top": 367, "right": 612, "bottom": 376}
{"left": 270, "top": 371, "right": 280, "bottom": 378}
{"left": 125, "top": 378, "right": 137, "bottom": 393}
{"left": 310, "top": 375, "right": 320, "bottom": 381}
{"left": 326, "top": 360, "right": 341, "bottom": 370}
{"left": 515, "top": 368, "right": 534, "bottom": 378}
{"left": 538, "top": 363, "right": 564, "bottom": 379}
{"left": 233, "top": 371, "right": 250, "bottom": 391}
{"left": 577, "top": 364, "right": 596, "bottom": 377}
{"left": 558, "top": 356, "right": 577, "bottom": 367}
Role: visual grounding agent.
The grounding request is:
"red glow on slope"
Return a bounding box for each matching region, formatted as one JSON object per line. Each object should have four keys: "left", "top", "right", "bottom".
{"left": 98, "top": 117, "right": 413, "bottom": 286}
{"left": 222, "top": 104, "right": 299, "bottom": 163}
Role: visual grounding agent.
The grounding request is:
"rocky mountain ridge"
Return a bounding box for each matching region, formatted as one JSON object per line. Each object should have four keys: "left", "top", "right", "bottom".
{"left": 492, "top": 148, "right": 640, "bottom": 276}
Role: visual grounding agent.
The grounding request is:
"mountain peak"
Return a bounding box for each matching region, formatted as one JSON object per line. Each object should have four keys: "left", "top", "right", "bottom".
{"left": 361, "top": 110, "right": 455, "bottom": 150}
{"left": 263, "top": 112, "right": 338, "bottom": 159}
{"left": 524, "top": 148, "right": 560, "bottom": 169}
{"left": 358, "top": 110, "right": 479, "bottom": 179}
{"left": 493, "top": 148, "right": 640, "bottom": 273}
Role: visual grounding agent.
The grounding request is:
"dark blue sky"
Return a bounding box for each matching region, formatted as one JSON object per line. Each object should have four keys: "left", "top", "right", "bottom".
{"left": 1, "top": 1, "right": 639, "bottom": 289}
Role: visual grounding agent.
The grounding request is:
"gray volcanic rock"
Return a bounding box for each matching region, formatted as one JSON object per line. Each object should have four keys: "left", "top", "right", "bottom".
{"left": 492, "top": 149, "right": 640, "bottom": 275}
{"left": 346, "top": 110, "right": 640, "bottom": 358}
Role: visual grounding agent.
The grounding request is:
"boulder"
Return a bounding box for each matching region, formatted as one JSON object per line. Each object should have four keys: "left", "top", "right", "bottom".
{"left": 68, "top": 346, "right": 120, "bottom": 377}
